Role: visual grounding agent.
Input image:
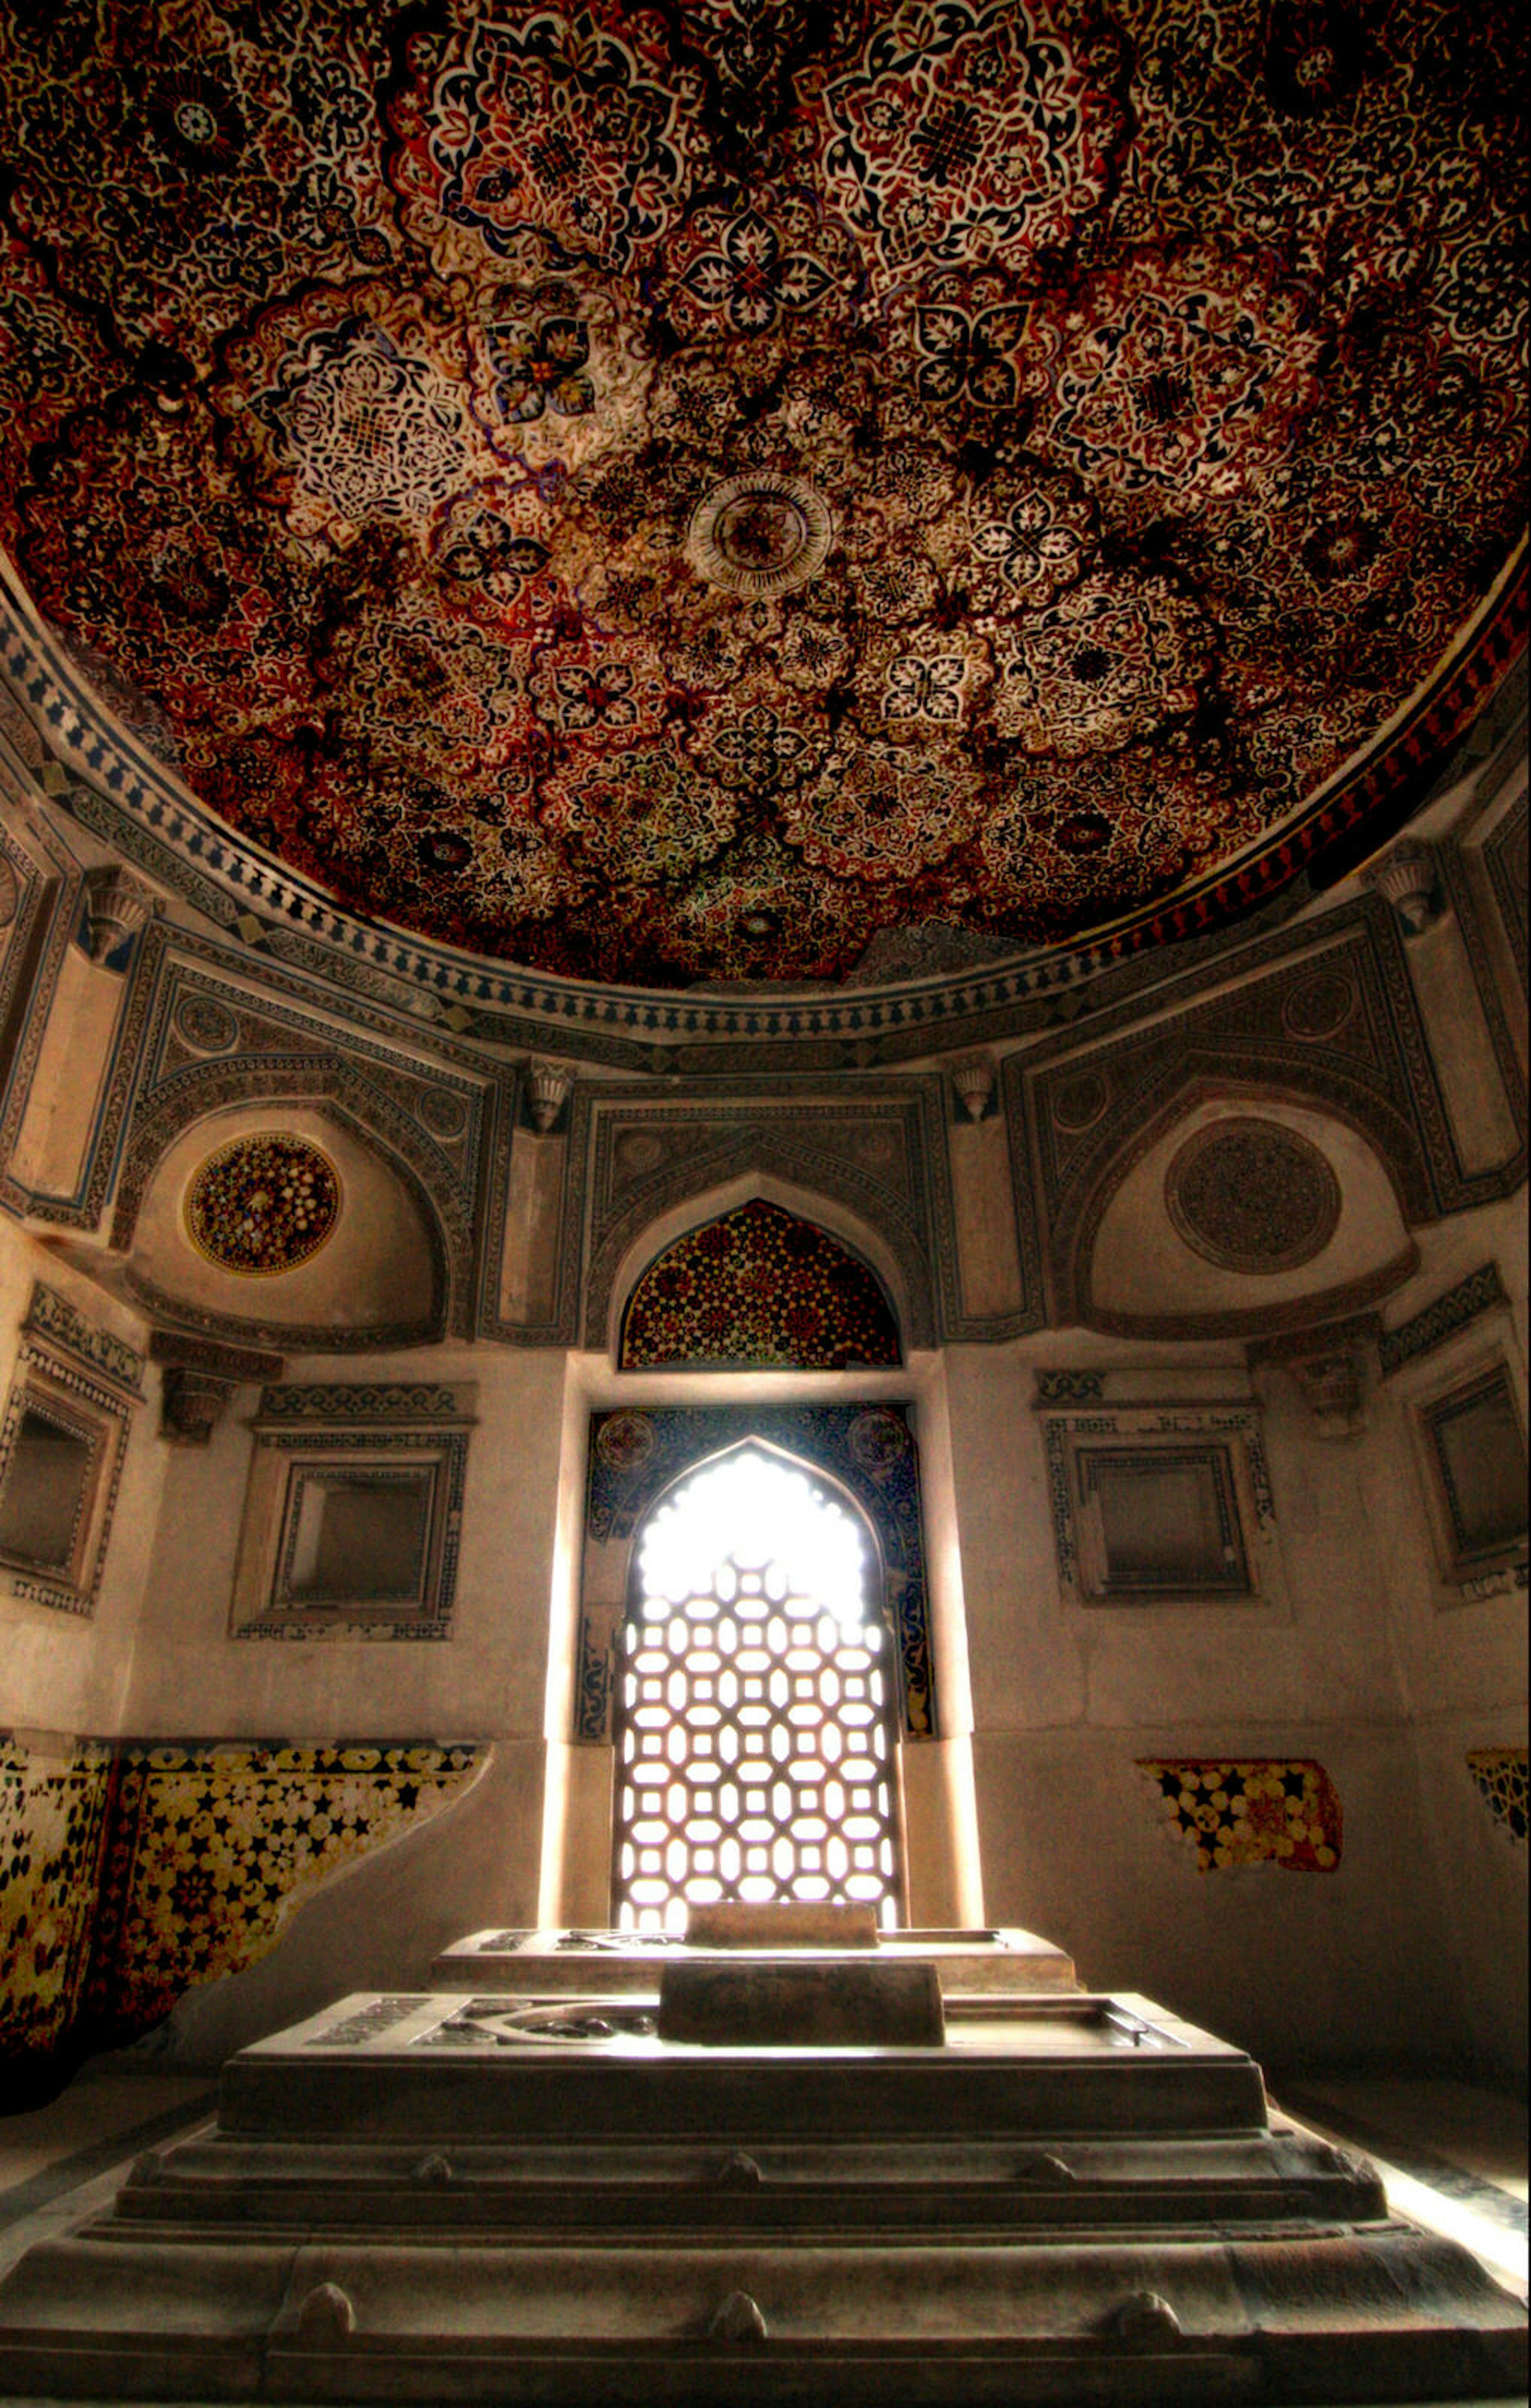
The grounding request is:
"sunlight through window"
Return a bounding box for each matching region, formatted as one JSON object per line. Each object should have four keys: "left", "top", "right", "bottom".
{"left": 613, "top": 1446, "right": 902, "bottom": 1934}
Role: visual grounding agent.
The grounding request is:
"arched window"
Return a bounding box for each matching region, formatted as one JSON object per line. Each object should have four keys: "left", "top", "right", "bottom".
{"left": 612, "top": 1443, "right": 903, "bottom": 1932}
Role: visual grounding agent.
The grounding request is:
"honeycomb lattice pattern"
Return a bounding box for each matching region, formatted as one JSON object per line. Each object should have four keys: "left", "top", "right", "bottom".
{"left": 612, "top": 1455, "right": 901, "bottom": 1932}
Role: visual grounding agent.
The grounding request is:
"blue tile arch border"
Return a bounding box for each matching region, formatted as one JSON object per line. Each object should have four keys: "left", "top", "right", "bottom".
{"left": 581, "top": 1404, "right": 937, "bottom": 1744}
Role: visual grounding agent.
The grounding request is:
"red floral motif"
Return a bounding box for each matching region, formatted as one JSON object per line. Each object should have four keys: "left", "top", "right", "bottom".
{"left": 990, "top": 576, "right": 1212, "bottom": 758}
{"left": 388, "top": 10, "right": 700, "bottom": 279}
{"left": 821, "top": 0, "right": 1130, "bottom": 283}
{"left": 783, "top": 737, "right": 984, "bottom": 883}
{"left": 962, "top": 468, "right": 1096, "bottom": 613}
{"left": 537, "top": 740, "right": 738, "bottom": 890}
{"left": 657, "top": 192, "right": 860, "bottom": 340}
{"left": 1038, "top": 243, "right": 1324, "bottom": 514}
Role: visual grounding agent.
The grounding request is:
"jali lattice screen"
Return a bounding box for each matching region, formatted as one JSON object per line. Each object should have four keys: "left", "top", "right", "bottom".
{"left": 613, "top": 1447, "right": 902, "bottom": 1930}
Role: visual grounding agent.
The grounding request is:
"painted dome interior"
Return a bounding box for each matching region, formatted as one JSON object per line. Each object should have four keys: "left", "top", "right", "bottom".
{"left": 0, "top": 0, "right": 1523, "bottom": 987}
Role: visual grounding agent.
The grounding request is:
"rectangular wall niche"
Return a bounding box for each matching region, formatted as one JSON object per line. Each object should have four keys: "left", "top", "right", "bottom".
{"left": 1076, "top": 1446, "right": 1250, "bottom": 1600}
{"left": 1388, "top": 1304, "right": 1530, "bottom": 1603}
{"left": 1423, "top": 1369, "right": 1527, "bottom": 1573}
{"left": 230, "top": 1383, "right": 475, "bottom": 1641}
{"left": 0, "top": 1283, "right": 143, "bottom": 1617}
{"left": 1035, "top": 1370, "right": 1278, "bottom": 1612}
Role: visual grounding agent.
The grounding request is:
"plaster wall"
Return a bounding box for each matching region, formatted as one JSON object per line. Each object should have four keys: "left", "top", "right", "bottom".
{"left": 0, "top": 753, "right": 1523, "bottom": 2080}
{"left": 6, "top": 944, "right": 121, "bottom": 1202}
{"left": 945, "top": 1199, "right": 1528, "bottom": 2082}
{"left": 1364, "top": 1189, "right": 1529, "bottom": 2080}
{"left": 4, "top": 1180, "right": 1521, "bottom": 2077}
{"left": 126, "top": 1340, "right": 569, "bottom": 1742}
{"left": 947, "top": 1111, "right": 1025, "bottom": 1320}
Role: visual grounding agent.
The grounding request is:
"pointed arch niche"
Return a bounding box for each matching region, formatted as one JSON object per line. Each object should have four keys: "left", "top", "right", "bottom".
{"left": 619, "top": 1198, "right": 902, "bottom": 1372}
{"left": 540, "top": 1188, "right": 984, "bottom": 1935}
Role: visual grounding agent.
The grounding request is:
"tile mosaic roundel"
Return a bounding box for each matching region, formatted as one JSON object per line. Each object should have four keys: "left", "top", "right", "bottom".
{"left": 184, "top": 1134, "right": 342, "bottom": 1278}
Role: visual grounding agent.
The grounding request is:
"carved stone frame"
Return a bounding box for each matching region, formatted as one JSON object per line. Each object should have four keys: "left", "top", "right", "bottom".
{"left": 1034, "top": 1376, "right": 1286, "bottom": 1618}
{"left": 0, "top": 1287, "right": 142, "bottom": 1618}
{"left": 1398, "top": 1341, "right": 1529, "bottom": 1606}
{"left": 229, "top": 1383, "right": 476, "bottom": 1641}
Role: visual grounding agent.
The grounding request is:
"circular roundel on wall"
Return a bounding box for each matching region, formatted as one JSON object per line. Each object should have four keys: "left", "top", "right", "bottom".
{"left": 1164, "top": 1118, "right": 1341, "bottom": 1275}
{"left": 184, "top": 1132, "right": 342, "bottom": 1277}
{"left": 173, "top": 993, "right": 239, "bottom": 1054}
{"left": 1280, "top": 968, "right": 1358, "bottom": 1043}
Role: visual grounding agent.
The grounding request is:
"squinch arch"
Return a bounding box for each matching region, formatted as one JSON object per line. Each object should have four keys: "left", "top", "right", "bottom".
{"left": 111, "top": 1056, "right": 472, "bottom": 1339}
{"left": 1050, "top": 1060, "right": 1433, "bottom": 1332}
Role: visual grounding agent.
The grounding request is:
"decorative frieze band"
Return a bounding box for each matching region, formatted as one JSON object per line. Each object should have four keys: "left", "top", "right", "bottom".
{"left": 256, "top": 1382, "right": 472, "bottom": 1425}
{"left": 22, "top": 1282, "right": 144, "bottom": 1398}
{"left": 1379, "top": 1263, "right": 1509, "bottom": 1375}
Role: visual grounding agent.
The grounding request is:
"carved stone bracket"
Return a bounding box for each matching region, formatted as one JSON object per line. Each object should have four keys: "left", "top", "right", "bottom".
{"left": 949, "top": 1054, "right": 997, "bottom": 1122}
{"left": 1363, "top": 839, "right": 1442, "bottom": 936}
{"left": 158, "top": 1366, "right": 235, "bottom": 1447}
{"left": 151, "top": 1331, "right": 285, "bottom": 1447}
{"left": 80, "top": 866, "right": 155, "bottom": 964}
{"left": 525, "top": 1058, "right": 573, "bottom": 1134}
{"left": 1248, "top": 1315, "right": 1379, "bottom": 1438}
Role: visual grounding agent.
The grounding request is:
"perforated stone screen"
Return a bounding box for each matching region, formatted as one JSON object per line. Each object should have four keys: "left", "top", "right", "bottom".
{"left": 612, "top": 1447, "right": 902, "bottom": 1932}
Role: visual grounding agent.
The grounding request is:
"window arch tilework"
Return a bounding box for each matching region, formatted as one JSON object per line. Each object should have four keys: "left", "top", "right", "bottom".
{"left": 618, "top": 1199, "right": 901, "bottom": 1370}
{"left": 581, "top": 1405, "right": 935, "bottom": 1742}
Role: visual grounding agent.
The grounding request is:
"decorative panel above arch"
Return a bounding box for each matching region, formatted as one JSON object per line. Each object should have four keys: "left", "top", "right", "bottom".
{"left": 618, "top": 1199, "right": 901, "bottom": 1370}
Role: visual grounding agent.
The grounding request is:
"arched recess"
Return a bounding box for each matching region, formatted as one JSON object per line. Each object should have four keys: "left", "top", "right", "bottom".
{"left": 589, "top": 1160, "right": 935, "bottom": 1357}
{"left": 610, "top": 1437, "right": 907, "bottom": 1930}
{"left": 111, "top": 1056, "right": 472, "bottom": 1341}
{"left": 551, "top": 1390, "right": 982, "bottom": 1933}
{"left": 1051, "top": 1062, "right": 1432, "bottom": 1335}
{"left": 619, "top": 1197, "right": 901, "bottom": 1370}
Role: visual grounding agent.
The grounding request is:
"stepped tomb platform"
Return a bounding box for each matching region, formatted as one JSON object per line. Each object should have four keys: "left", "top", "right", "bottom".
{"left": 0, "top": 1917, "right": 1523, "bottom": 2405}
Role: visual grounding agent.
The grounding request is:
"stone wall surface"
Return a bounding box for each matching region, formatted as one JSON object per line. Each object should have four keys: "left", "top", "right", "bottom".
{"left": 0, "top": 685, "right": 1524, "bottom": 2084}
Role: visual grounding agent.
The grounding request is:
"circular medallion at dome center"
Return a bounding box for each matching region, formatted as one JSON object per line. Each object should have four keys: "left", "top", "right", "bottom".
{"left": 686, "top": 472, "right": 833, "bottom": 597}
{"left": 184, "top": 1132, "right": 341, "bottom": 1276}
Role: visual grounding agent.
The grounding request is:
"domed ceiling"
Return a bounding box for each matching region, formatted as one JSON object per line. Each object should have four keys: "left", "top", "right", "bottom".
{"left": 0, "top": 1, "right": 1523, "bottom": 986}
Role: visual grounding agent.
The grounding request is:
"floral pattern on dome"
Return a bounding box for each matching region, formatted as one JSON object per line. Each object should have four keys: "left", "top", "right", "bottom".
{"left": 620, "top": 1200, "right": 901, "bottom": 1370}
{"left": 0, "top": 0, "right": 1523, "bottom": 984}
{"left": 185, "top": 1133, "right": 341, "bottom": 1278}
